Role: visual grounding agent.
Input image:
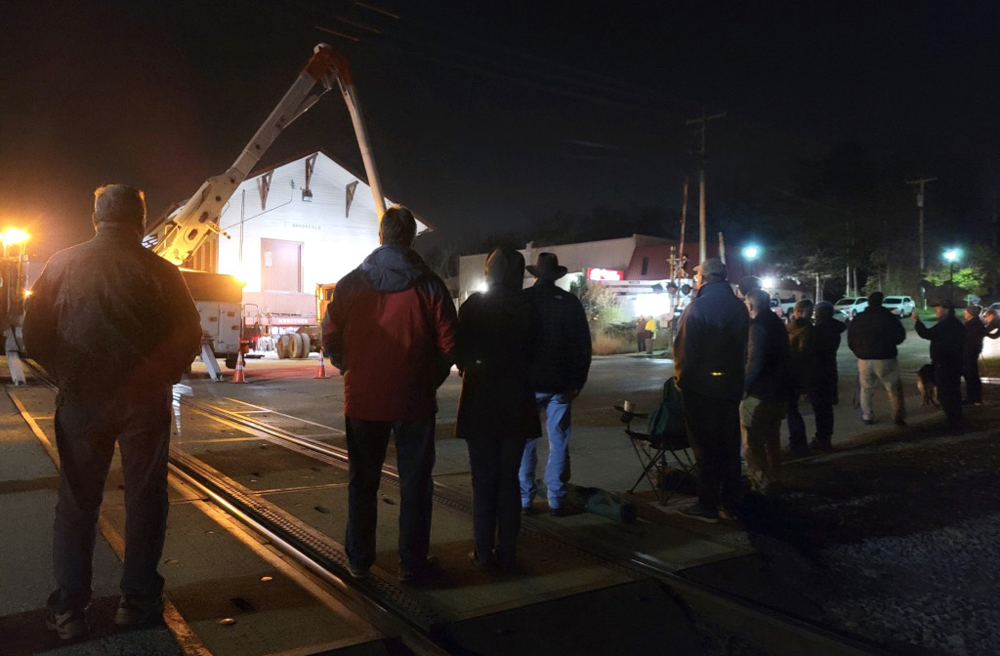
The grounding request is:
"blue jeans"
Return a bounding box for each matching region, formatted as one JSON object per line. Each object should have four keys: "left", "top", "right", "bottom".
{"left": 51, "top": 391, "right": 172, "bottom": 611}
{"left": 344, "top": 417, "right": 435, "bottom": 571}
{"left": 519, "top": 393, "right": 573, "bottom": 509}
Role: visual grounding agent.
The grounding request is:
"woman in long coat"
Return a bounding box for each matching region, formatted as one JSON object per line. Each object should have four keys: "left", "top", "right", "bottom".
{"left": 456, "top": 247, "right": 541, "bottom": 572}
{"left": 810, "top": 301, "right": 846, "bottom": 451}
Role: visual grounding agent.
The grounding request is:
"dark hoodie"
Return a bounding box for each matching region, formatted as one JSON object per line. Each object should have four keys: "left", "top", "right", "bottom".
{"left": 455, "top": 247, "right": 542, "bottom": 441}
{"left": 322, "top": 245, "right": 457, "bottom": 421}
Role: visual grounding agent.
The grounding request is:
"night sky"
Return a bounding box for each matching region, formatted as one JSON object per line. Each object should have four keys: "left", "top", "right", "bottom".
{"left": 2, "top": 0, "right": 998, "bottom": 260}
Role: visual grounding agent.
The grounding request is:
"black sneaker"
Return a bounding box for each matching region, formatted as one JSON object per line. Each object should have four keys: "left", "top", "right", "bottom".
{"left": 468, "top": 550, "right": 495, "bottom": 574}
{"left": 398, "top": 556, "right": 440, "bottom": 585}
{"left": 114, "top": 593, "right": 165, "bottom": 627}
{"left": 549, "top": 505, "right": 569, "bottom": 517}
{"left": 678, "top": 504, "right": 719, "bottom": 523}
{"left": 782, "top": 445, "right": 811, "bottom": 459}
{"left": 809, "top": 438, "right": 833, "bottom": 452}
{"left": 45, "top": 604, "right": 89, "bottom": 640}
{"left": 346, "top": 562, "right": 369, "bottom": 580}
{"left": 894, "top": 418, "right": 907, "bottom": 427}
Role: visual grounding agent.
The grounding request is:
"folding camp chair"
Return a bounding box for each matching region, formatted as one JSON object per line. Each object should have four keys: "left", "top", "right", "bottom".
{"left": 615, "top": 404, "right": 696, "bottom": 505}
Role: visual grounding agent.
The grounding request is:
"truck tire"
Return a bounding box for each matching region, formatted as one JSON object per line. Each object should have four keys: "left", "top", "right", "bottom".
{"left": 291, "top": 332, "right": 307, "bottom": 359}
{"left": 225, "top": 354, "right": 238, "bottom": 369}
{"left": 276, "top": 334, "right": 292, "bottom": 359}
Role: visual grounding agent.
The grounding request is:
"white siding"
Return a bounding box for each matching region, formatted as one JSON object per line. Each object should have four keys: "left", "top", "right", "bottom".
{"left": 214, "top": 152, "right": 424, "bottom": 317}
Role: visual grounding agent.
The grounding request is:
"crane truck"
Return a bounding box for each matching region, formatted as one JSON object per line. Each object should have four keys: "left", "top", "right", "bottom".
{"left": 142, "top": 44, "right": 386, "bottom": 379}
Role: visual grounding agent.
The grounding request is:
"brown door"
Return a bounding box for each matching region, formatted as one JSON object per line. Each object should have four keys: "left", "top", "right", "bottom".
{"left": 261, "top": 238, "right": 303, "bottom": 292}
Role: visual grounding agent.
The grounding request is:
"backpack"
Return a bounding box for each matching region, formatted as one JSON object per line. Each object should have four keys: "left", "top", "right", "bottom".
{"left": 647, "top": 377, "right": 686, "bottom": 440}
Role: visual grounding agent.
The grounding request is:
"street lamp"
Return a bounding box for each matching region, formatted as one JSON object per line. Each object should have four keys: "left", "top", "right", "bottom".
{"left": 943, "top": 248, "right": 960, "bottom": 295}
{"left": 741, "top": 245, "right": 760, "bottom": 275}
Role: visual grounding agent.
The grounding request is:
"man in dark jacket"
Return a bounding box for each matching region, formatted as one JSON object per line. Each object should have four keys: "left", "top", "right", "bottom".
{"left": 742, "top": 290, "right": 793, "bottom": 493}
{"left": 24, "top": 185, "right": 202, "bottom": 639}
{"left": 809, "top": 302, "right": 846, "bottom": 451}
{"left": 847, "top": 292, "right": 907, "bottom": 426}
{"left": 519, "top": 253, "right": 591, "bottom": 517}
{"left": 457, "top": 247, "right": 541, "bottom": 571}
{"left": 673, "top": 258, "right": 749, "bottom": 522}
{"left": 322, "top": 206, "right": 457, "bottom": 583}
{"left": 961, "top": 305, "right": 999, "bottom": 405}
{"left": 912, "top": 301, "right": 965, "bottom": 429}
{"left": 785, "top": 299, "right": 815, "bottom": 458}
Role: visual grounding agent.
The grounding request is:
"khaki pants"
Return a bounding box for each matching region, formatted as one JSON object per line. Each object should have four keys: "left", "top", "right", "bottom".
{"left": 740, "top": 395, "right": 786, "bottom": 492}
{"left": 858, "top": 358, "right": 905, "bottom": 422}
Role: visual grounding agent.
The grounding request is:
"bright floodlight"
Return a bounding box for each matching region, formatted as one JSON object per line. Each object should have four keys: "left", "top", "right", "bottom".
{"left": 477, "top": 280, "right": 489, "bottom": 293}
{"left": 0, "top": 228, "right": 29, "bottom": 245}
{"left": 943, "top": 248, "right": 960, "bottom": 263}
{"left": 742, "top": 245, "right": 760, "bottom": 260}
{"left": 761, "top": 277, "right": 777, "bottom": 289}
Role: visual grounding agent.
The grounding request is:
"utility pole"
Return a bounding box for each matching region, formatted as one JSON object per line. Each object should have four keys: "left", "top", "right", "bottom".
{"left": 686, "top": 109, "right": 726, "bottom": 263}
{"left": 906, "top": 177, "right": 936, "bottom": 272}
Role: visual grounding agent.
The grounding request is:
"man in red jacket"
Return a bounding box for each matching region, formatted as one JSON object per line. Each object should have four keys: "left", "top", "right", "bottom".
{"left": 322, "top": 206, "right": 457, "bottom": 583}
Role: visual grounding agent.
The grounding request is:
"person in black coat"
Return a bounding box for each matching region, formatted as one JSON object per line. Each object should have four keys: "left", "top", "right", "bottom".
{"left": 457, "top": 247, "right": 541, "bottom": 572}
{"left": 961, "top": 305, "right": 1000, "bottom": 405}
{"left": 809, "top": 302, "right": 846, "bottom": 451}
{"left": 785, "top": 300, "right": 815, "bottom": 458}
{"left": 912, "top": 300, "right": 966, "bottom": 429}
{"left": 741, "top": 290, "right": 793, "bottom": 494}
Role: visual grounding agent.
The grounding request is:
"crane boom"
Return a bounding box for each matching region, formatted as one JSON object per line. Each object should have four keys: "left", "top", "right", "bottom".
{"left": 146, "top": 44, "right": 385, "bottom": 265}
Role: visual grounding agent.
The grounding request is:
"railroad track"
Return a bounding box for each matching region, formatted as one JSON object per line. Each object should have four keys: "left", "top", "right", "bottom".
{"left": 10, "top": 360, "right": 894, "bottom": 655}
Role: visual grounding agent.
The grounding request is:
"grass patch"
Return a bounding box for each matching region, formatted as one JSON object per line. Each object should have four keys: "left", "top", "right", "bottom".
{"left": 592, "top": 331, "right": 631, "bottom": 355}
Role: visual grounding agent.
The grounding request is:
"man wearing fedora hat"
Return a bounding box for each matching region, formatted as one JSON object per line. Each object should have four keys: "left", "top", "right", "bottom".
{"left": 520, "top": 252, "right": 592, "bottom": 516}
{"left": 912, "top": 300, "right": 965, "bottom": 430}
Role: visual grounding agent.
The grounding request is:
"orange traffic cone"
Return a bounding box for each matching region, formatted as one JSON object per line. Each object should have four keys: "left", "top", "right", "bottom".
{"left": 232, "top": 350, "right": 247, "bottom": 383}
{"left": 314, "top": 351, "right": 328, "bottom": 379}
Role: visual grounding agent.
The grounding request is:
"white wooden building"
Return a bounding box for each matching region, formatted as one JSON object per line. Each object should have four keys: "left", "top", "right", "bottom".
{"left": 190, "top": 151, "right": 426, "bottom": 321}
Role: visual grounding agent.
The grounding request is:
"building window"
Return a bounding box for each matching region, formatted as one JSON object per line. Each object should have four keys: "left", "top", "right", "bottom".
{"left": 641, "top": 257, "right": 649, "bottom": 276}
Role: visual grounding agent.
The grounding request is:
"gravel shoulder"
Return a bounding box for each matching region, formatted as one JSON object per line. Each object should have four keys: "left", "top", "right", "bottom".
{"left": 738, "top": 405, "right": 1000, "bottom": 656}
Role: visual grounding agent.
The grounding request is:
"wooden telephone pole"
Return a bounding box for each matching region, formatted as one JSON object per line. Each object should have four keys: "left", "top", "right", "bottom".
{"left": 686, "top": 109, "right": 726, "bottom": 264}
{"left": 906, "top": 177, "right": 936, "bottom": 272}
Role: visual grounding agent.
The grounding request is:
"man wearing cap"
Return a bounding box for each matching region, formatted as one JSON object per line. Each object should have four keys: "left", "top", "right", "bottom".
{"left": 912, "top": 301, "right": 965, "bottom": 429}
{"left": 24, "top": 184, "right": 202, "bottom": 638}
{"left": 847, "top": 292, "right": 907, "bottom": 426}
{"left": 519, "top": 252, "right": 592, "bottom": 516}
{"left": 672, "top": 258, "right": 749, "bottom": 522}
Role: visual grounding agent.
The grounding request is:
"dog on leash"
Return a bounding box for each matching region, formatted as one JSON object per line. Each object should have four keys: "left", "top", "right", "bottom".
{"left": 917, "top": 364, "right": 939, "bottom": 406}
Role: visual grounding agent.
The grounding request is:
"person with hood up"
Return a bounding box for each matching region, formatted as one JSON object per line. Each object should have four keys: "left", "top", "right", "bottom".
{"left": 456, "top": 247, "right": 541, "bottom": 573}
{"left": 322, "top": 206, "right": 457, "bottom": 584}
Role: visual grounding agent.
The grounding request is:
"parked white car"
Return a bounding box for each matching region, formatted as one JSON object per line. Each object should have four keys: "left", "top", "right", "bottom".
{"left": 882, "top": 295, "right": 916, "bottom": 317}
{"left": 833, "top": 296, "right": 868, "bottom": 320}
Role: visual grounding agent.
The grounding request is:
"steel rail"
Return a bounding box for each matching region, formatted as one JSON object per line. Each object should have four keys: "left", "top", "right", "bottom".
{"left": 184, "top": 392, "right": 895, "bottom": 656}
{"left": 20, "top": 361, "right": 892, "bottom": 654}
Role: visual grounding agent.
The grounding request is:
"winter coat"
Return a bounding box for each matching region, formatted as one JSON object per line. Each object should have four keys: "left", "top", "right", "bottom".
{"left": 672, "top": 281, "right": 749, "bottom": 402}
{"left": 963, "top": 317, "right": 998, "bottom": 359}
{"left": 455, "top": 254, "right": 542, "bottom": 441}
{"left": 23, "top": 223, "right": 202, "bottom": 404}
{"left": 914, "top": 314, "right": 964, "bottom": 371}
{"left": 810, "top": 317, "right": 846, "bottom": 404}
{"left": 745, "top": 309, "right": 793, "bottom": 403}
{"left": 787, "top": 317, "right": 815, "bottom": 395}
{"left": 847, "top": 305, "right": 906, "bottom": 360}
{"left": 523, "top": 280, "right": 591, "bottom": 393}
{"left": 321, "top": 245, "right": 457, "bottom": 421}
